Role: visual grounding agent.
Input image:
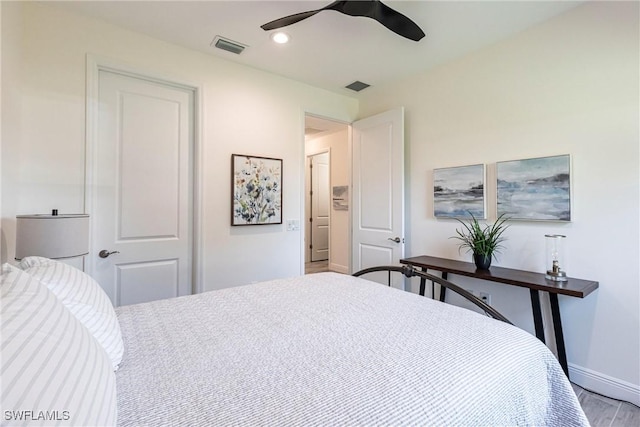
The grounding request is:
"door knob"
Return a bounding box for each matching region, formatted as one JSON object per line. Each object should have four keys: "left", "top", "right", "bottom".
{"left": 388, "top": 237, "right": 402, "bottom": 243}
{"left": 99, "top": 250, "right": 120, "bottom": 258}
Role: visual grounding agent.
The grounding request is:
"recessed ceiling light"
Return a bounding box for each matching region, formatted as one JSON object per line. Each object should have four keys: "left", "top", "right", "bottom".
{"left": 271, "top": 32, "right": 290, "bottom": 44}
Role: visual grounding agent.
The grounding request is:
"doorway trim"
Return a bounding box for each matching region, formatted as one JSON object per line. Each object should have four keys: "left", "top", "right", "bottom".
{"left": 85, "top": 54, "right": 204, "bottom": 294}
{"left": 302, "top": 111, "right": 352, "bottom": 275}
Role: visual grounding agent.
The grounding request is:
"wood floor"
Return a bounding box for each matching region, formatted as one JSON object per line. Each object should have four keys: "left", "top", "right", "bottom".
{"left": 305, "top": 260, "right": 640, "bottom": 425}
{"left": 573, "top": 383, "right": 640, "bottom": 426}
{"left": 305, "top": 260, "right": 330, "bottom": 274}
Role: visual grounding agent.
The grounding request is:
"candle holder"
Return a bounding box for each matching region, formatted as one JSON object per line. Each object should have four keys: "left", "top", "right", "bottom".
{"left": 545, "top": 234, "right": 568, "bottom": 282}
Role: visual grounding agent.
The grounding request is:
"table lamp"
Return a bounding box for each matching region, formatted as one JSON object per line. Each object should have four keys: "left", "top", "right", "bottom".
{"left": 15, "top": 210, "right": 90, "bottom": 261}
{"left": 545, "top": 234, "right": 568, "bottom": 282}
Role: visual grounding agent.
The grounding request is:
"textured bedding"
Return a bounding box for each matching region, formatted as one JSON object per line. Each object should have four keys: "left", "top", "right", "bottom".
{"left": 115, "top": 272, "right": 588, "bottom": 426}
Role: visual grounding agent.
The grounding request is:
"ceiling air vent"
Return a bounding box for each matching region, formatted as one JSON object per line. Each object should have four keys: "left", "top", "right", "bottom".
{"left": 211, "top": 36, "right": 247, "bottom": 55}
{"left": 345, "top": 81, "right": 370, "bottom": 92}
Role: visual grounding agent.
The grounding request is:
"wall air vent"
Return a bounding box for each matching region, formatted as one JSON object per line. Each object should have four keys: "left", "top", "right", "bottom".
{"left": 345, "top": 81, "right": 371, "bottom": 92}
{"left": 211, "top": 36, "right": 247, "bottom": 55}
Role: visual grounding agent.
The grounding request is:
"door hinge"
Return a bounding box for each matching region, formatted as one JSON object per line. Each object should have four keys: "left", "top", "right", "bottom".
{"left": 309, "top": 218, "right": 313, "bottom": 223}
{"left": 309, "top": 244, "right": 313, "bottom": 249}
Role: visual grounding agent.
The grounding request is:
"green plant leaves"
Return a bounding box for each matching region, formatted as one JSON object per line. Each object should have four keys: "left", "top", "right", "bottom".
{"left": 451, "top": 213, "right": 510, "bottom": 260}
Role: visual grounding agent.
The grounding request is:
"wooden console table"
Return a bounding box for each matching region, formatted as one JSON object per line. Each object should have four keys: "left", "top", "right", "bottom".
{"left": 400, "top": 255, "right": 599, "bottom": 377}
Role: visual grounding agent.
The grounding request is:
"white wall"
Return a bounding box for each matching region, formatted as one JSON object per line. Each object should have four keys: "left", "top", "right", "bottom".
{"left": 305, "top": 127, "right": 350, "bottom": 273}
{"left": 0, "top": 1, "right": 23, "bottom": 262}
{"left": 359, "top": 1, "right": 639, "bottom": 403}
{"left": 0, "top": 3, "right": 358, "bottom": 289}
{"left": 3, "top": 0, "right": 638, "bottom": 405}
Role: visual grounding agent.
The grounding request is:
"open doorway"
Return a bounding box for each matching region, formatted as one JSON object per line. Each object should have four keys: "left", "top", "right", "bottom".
{"left": 304, "top": 115, "right": 350, "bottom": 275}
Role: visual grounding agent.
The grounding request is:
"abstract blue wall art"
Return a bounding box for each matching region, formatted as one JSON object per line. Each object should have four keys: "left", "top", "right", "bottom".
{"left": 434, "top": 164, "right": 486, "bottom": 218}
{"left": 497, "top": 154, "right": 571, "bottom": 221}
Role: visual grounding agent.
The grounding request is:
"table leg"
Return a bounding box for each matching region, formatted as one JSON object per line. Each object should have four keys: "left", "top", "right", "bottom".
{"left": 530, "top": 289, "right": 546, "bottom": 343}
{"left": 419, "top": 267, "right": 427, "bottom": 296}
{"left": 549, "top": 293, "right": 569, "bottom": 377}
{"left": 439, "top": 272, "right": 448, "bottom": 302}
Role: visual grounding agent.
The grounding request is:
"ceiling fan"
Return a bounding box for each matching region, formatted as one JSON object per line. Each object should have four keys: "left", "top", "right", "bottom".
{"left": 260, "top": 0, "right": 426, "bottom": 42}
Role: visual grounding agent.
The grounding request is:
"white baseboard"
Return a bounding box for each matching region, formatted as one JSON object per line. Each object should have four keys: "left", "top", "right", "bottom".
{"left": 569, "top": 363, "right": 640, "bottom": 406}
{"left": 329, "top": 262, "right": 349, "bottom": 274}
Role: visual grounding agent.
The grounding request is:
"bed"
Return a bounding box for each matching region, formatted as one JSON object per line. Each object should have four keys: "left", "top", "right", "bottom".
{"left": 2, "top": 258, "right": 589, "bottom": 427}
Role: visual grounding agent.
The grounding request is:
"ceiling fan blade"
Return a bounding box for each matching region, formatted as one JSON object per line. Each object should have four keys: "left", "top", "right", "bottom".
{"left": 327, "top": 0, "right": 425, "bottom": 41}
{"left": 261, "top": 10, "right": 321, "bottom": 31}
{"left": 261, "top": 0, "right": 425, "bottom": 42}
{"left": 373, "top": 1, "right": 426, "bottom": 41}
{"left": 261, "top": 1, "right": 355, "bottom": 31}
{"left": 329, "top": 0, "right": 376, "bottom": 17}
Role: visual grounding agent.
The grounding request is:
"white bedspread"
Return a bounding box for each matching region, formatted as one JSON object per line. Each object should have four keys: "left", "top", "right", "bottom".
{"left": 115, "top": 272, "right": 588, "bottom": 426}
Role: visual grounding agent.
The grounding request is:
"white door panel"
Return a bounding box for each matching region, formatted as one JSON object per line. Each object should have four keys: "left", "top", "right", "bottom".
{"left": 352, "top": 108, "right": 404, "bottom": 288}
{"left": 359, "top": 244, "right": 394, "bottom": 266}
{"left": 118, "top": 92, "right": 181, "bottom": 240}
{"left": 93, "top": 70, "right": 193, "bottom": 306}
{"left": 311, "top": 152, "right": 330, "bottom": 262}
{"left": 117, "top": 259, "right": 179, "bottom": 305}
{"left": 358, "top": 244, "right": 396, "bottom": 285}
{"left": 359, "top": 130, "right": 393, "bottom": 230}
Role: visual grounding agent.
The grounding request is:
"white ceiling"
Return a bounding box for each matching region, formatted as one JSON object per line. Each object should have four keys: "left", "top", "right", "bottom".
{"left": 50, "top": 0, "right": 582, "bottom": 97}
{"left": 305, "top": 114, "right": 348, "bottom": 139}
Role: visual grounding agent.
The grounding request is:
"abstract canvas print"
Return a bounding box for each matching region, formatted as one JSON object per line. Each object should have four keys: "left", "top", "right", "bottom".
{"left": 433, "top": 164, "right": 485, "bottom": 218}
{"left": 497, "top": 154, "right": 571, "bottom": 221}
{"left": 232, "top": 154, "right": 282, "bottom": 225}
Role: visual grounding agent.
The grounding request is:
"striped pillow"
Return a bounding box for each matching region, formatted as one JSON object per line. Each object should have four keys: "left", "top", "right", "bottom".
{"left": 1, "top": 263, "right": 117, "bottom": 426}
{"left": 20, "top": 257, "right": 124, "bottom": 371}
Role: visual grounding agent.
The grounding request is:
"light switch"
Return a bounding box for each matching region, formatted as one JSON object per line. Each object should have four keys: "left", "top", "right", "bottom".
{"left": 286, "top": 219, "right": 300, "bottom": 231}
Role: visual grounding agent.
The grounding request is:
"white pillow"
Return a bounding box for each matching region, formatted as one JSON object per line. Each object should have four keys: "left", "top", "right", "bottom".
{"left": 1, "top": 263, "right": 117, "bottom": 426}
{"left": 20, "top": 256, "right": 124, "bottom": 371}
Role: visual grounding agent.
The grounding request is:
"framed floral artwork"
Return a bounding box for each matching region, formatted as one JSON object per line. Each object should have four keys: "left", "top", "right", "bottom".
{"left": 231, "top": 154, "right": 283, "bottom": 226}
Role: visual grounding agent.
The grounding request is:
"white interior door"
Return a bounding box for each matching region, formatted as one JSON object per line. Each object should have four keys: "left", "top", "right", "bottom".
{"left": 352, "top": 108, "right": 405, "bottom": 288}
{"left": 310, "top": 152, "right": 330, "bottom": 261}
{"left": 91, "top": 70, "right": 194, "bottom": 306}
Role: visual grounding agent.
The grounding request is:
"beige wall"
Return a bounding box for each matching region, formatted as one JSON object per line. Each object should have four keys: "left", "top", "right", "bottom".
{"left": 359, "top": 1, "right": 639, "bottom": 403}
{"left": 3, "top": 0, "right": 638, "bottom": 406}
{"left": 305, "top": 127, "right": 350, "bottom": 273}
{"left": 0, "top": 2, "right": 358, "bottom": 287}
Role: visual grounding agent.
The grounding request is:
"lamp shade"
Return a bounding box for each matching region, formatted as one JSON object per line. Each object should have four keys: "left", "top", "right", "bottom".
{"left": 15, "top": 214, "right": 90, "bottom": 260}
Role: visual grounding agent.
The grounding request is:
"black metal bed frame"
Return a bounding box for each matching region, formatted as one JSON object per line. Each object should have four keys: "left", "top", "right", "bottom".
{"left": 353, "top": 265, "right": 512, "bottom": 324}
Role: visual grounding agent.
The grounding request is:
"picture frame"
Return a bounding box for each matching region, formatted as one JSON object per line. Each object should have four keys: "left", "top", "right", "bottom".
{"left": 496, "top": 154, "right": 571, "bottom": 221}
{"left": 332, "top": 186, "right": 349, "bottom": 211}
{"left": 433, "top": 164, "right": 486, "bottom": 219}
{"left": 231, "top": 154, "right": 282, "bottom": 226}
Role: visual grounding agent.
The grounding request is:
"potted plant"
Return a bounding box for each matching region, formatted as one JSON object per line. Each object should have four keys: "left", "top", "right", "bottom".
{"left": 451, "top": 213, "right": 510, "bottom": 269}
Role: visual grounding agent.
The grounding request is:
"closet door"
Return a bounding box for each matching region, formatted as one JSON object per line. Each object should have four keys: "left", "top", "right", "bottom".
{"left": 91, "top": 69, "right": 194, "bottom": 306}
